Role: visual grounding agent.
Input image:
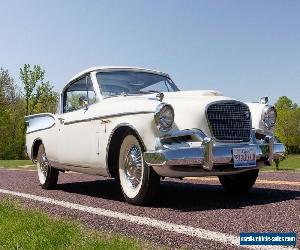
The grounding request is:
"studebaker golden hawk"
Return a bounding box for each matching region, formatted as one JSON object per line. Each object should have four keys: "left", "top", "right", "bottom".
{"left": 25, "top": 66, "right": 285, "bottom": 205}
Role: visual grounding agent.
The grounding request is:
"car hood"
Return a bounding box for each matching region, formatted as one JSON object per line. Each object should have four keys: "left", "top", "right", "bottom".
{"left": 161, "top": 90, "right": 234, "bottom": 136}
{"left": 99, "top": 90, "right": 235, "bottom": 137}
{"left": 100, "top": 90, "right": 232, "bottom": 111}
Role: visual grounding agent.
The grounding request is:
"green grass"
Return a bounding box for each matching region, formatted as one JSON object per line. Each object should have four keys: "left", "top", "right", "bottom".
{"left": 263, "top": 154, "right": 300, "bottom": 171}
{"left": 0, "top": 199, "right": 148, "bottom": 250}
{"left": 0, "top": 160, "right": 34, "bottom": 169}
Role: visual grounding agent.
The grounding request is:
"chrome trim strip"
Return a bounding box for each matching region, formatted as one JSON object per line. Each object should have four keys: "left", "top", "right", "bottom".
{"left": 63, "top": 111, "right": 154, "bottom": 125}
{"left": 25, "top": 113, "right": 56, "bottom": 120}
{"left": 49, "top": 160, "right": 92, "bottom": 170}
{"left": 67, "top": 67, "right": 171, "bottom": 89}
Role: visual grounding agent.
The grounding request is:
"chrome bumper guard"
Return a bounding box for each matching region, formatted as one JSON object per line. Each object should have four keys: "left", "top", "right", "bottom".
{"left": 144, "top": 135, "right": 285, "bottom": 170}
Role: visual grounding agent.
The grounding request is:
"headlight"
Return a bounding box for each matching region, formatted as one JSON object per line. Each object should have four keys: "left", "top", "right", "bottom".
{"left": 261, "top": 106, "right": 277, "bottom": 129}
{"left": 154, "top": 103, "right": 174, "bottom": 132}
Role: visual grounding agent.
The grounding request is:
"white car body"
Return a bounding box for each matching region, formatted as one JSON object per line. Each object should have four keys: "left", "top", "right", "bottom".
{"left": 25, "top": 67, "right": 285, "bottom": 202}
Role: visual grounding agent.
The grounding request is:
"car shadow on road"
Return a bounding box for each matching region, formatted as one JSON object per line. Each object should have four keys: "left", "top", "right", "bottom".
{"left": 55, "top": 178, "right": 300, "bottom": 211}
{"left": 56, "top": 179, "right": 124, "bottom": 202}
{"left": 156, "top": 180, "right": 300, "bottom": 211}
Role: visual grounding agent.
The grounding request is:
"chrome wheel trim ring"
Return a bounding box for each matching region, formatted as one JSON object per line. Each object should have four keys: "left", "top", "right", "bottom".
{"left": 37, "top": 153, "right": 48, "bottom": 184}
{"left": 123, "top": 145, "right": 143, "bottom": 190}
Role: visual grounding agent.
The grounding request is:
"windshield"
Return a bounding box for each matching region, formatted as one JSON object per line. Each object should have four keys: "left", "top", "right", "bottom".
{"left": 96, "top": 71, "right": 179, "bottom": 97}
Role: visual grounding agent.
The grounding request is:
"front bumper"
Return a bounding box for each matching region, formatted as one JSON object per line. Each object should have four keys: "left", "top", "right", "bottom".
{"left": 144, "top": 135, "right": 285, "bottom": 177}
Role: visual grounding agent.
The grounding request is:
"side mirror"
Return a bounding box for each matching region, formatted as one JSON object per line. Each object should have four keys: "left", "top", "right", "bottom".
{"left": 79, "top": 96, "right": 89, "bottom": 110}
{"left": 260, "top": 96, "right": 269, "bottom": 104}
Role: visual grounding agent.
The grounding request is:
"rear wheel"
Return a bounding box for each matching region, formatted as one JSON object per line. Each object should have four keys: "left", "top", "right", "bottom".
{"left": 37, "top": 144, "right": 59, "bottom": 189}
{"left": 218, "top": 169, "right": 259, "bottom": 194}
{"left": 118, "top": 134, "right": 160, "bottom": 205}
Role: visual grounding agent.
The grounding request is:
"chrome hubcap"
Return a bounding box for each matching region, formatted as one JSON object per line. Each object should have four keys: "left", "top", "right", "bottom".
{"left": 124, "top": 145, "right": 143, "bottom": 189}
{"left": 40, "top": 153, "right": 49, "bottom": 177}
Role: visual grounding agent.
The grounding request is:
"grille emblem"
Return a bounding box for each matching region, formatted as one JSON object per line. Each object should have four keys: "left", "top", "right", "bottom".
{"left": 244, "top": 111, "right": 250, "bottom": 119}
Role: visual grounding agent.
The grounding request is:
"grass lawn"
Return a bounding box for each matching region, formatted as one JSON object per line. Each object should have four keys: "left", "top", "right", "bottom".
{"left": 0, "top": 199, "right": 148, "bottom": 250}
{"left": 0, "top": 160, "right": 35, "bottom": 169}
{"left": 262, "top": 154, "right": 300, "bottom": 171}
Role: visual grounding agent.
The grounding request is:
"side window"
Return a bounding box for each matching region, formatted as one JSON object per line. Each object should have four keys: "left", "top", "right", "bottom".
{"left": 64, "top": 75, "right": 96, "bottom": 113}
{"left": 86, "top": 76, "right": 97, "bottom": 105}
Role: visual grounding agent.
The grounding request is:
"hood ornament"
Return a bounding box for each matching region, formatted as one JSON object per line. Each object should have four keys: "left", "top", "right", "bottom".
{"left": 156, "top": 92, "right": 164, "bottom": 102}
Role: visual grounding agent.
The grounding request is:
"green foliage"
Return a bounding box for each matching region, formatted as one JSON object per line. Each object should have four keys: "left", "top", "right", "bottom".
{"left": 33, "top": 81, "right": 59, "bottom": 113}
{"left": 20, "top": 64, "right": 58, "bottom": 115}
{"left": 275, "top": 96, "right": 300, "bottom": 153}
{"left": 0, "top": 68, "right": 25, "bottom": 159}
{"left": 20, "top": 64, "right": 44, "bottom": 115}
{"left": 66, "top": 92, "right": 84, "bottom": 112}
{"left": 275, "top": 96, "right": 297, "bottom": 110}
{"left": 0, "top": 65, "right": 59, "bottom": 159}
{"left": 0, "top": 200, "right": 145, "bottom": 250}
{"left": 0, "top": 68, "right": 17, "bottom": 105}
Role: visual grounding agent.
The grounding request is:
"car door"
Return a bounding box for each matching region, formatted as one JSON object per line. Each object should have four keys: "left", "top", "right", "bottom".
{"left": 58, "top": 74, "right": 101, "bottom": 169}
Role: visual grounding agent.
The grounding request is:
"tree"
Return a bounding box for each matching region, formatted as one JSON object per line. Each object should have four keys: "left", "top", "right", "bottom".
{"left": 32, "top": 82, "right": 59, "bottom": 113}
{"left": 20, "top": 64, "right": 45, "bottom": 115}
{"left": 275, "top": 96, "right": 297, "bottom": 110}
{"left": 0, "top": 68, "right": 17, "bottom": 106}
{"left": 0, "top": 65, "right": 59, "bottom": 160}
{"left": 20, "top": 64, "right": 58, "bottom": 115}
{"left": 275, "top": 96, "right": 300, "bottom": 153}
{"left": 0, "top": 68, "right": 25, "bottom": 159}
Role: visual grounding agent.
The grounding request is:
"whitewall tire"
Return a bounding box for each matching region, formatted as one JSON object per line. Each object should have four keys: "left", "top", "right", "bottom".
{"left": 118, "top": 134, "right": 160, "bottom": 205}
{"left": 37, "top": 144, "right": 59, "bottom": 189}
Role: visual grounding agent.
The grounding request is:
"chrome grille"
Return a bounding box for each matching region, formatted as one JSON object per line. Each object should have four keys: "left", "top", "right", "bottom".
{"left": 206, "top": 101, "right": 251, "bottom": 141}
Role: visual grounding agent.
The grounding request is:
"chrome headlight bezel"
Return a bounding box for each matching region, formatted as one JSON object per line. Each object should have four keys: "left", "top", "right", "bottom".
{"left": 154, "top": 103, "right": 174, "bottom": 132}
{"left": 261, "top": 105, "right": 277, "bottom": 130}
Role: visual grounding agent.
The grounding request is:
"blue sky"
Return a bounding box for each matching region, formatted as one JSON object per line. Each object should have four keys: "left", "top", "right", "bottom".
{"left": 1, "top": 0, "right": 299, "bottom": 104}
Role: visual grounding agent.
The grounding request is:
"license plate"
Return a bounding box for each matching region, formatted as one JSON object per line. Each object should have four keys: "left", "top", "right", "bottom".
{"left": 232, "top": 147, "right": 256, "bottom": 168}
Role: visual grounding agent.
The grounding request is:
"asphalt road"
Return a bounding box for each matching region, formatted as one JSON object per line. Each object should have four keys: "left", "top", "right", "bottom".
{"left": 0, "top": 169, "right": 299, "bottom": 249}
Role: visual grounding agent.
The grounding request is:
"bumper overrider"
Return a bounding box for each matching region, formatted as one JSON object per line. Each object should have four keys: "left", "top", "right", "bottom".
{"left": 143, "top": 130, "right": 285, "bottom": 177}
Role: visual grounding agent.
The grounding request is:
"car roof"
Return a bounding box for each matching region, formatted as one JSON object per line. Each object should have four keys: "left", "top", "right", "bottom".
{"left": 68, "top": 66, "right": 169, "bottom": 83}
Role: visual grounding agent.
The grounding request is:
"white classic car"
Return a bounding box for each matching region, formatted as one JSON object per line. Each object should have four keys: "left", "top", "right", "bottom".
{"left": 25, "top": 66, "right": 285, "bottom": 205}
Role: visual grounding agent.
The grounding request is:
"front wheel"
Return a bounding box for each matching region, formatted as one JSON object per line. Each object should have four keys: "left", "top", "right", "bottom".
{"left": 37, "top": 144, "right": 59, "bottom": 189}
{"left": 218, "top": 169, "right": 259, "bottom": 194}
{"left": 118, "top": 134, "right": 160, "bottom": 205}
